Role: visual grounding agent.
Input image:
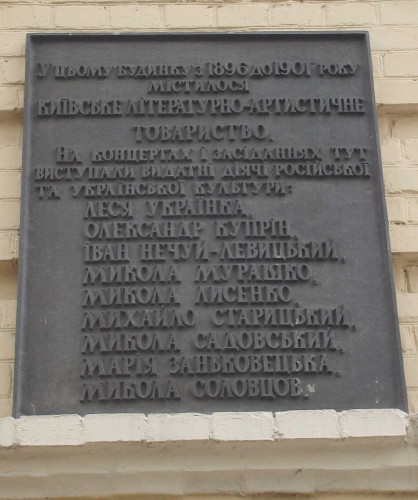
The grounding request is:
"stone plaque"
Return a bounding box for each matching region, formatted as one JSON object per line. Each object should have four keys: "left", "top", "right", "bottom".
{"left": 14, "top": 33, "right": 407, "bottom": 416}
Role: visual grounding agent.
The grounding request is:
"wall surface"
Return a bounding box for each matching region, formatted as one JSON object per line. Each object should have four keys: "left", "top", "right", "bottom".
{"left": 2, "top": 0, "right": 417, "bottom": 417}
{"left": 1, "top": 410, "right": 418, "bottom": 498}
{"left": 0, "top": 1, "right": 418, "bottom": 497}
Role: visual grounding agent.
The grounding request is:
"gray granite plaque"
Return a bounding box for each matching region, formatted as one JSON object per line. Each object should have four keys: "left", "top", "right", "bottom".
{"left": 14, "top": 32, "right": 407, "bottom": 416}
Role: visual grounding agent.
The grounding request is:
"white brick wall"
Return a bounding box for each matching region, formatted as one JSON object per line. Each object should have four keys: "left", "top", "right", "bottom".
{"left": 0, "top": 0, "right": 417, "bottom": 415}
{"left": 0, "top": 411, "right": 415, "bottom": 498}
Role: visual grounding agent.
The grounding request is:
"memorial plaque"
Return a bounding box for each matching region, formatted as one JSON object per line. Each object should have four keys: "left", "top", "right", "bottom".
{"left": 14, "top": 33, "right": 407, "bottom": 416}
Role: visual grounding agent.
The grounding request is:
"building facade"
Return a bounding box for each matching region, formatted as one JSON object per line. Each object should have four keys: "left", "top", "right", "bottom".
{"left": 0, "top": 0, "right": 417, "bottom": 498}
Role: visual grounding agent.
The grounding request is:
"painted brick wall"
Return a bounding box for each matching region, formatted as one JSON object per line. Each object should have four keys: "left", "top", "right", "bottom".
{"left": 0, "top": 0, "right": 417, "bottom": 416}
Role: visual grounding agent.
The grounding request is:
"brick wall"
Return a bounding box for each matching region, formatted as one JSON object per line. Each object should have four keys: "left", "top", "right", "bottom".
{"left": 0, "top": 0, "right": 417, "bottom": 416}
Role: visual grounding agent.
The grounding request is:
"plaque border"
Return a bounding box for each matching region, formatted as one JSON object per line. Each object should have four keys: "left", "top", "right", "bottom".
{"left": 13, "top": 31, "right": 408, "bottom": 417}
